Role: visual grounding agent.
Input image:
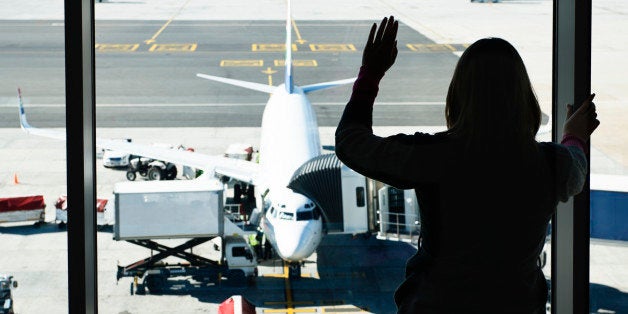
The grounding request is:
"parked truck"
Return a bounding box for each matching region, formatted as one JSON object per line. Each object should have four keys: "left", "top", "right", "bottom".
{"left": 112, "top": 179, "right": 258, "bottom": 294}
{"left": 0, "top": 275, "right": 17, "bottom": 314}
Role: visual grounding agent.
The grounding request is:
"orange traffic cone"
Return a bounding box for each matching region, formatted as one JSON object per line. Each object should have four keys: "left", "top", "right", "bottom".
{"left": 13, "top": 173, "right": 19, "bottom": 184}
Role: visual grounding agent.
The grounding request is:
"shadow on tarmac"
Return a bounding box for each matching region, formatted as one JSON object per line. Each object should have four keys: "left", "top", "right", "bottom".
{"left": 126, "top": 233, "right": 417, "bottom": 313}
{"left": 124, "top": 234, "right": 628, "bottom": 313}
{"left": 590, "top": 283, "right": 628, "bottom": 314}
{"left": 0, "top": 222, "right": 114, "bottom": 235}
{"left": 0, "top": 221, "right": 66, "bottom": 235}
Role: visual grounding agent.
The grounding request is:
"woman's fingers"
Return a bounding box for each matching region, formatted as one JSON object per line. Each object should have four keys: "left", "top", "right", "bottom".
{"left": 383, "top": 17, "right": 397, "bottom": 43}
{"left": 366, "top": 23, "right": 376, "bottom": 46}
{"left": 375, "top": 17, "right": 388, "bottom": 43}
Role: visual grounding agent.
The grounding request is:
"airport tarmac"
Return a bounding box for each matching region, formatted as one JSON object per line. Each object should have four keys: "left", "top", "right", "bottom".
{"left": 0, "top": 0, "right": 627, "bottom": 313}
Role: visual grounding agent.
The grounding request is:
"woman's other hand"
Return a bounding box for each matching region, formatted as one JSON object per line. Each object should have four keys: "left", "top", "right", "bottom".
{"left": 563, "top": 93, "right": 601, "bottom": 142}
{"left": 362, "top": 16, "right": 399, "bottom": 75}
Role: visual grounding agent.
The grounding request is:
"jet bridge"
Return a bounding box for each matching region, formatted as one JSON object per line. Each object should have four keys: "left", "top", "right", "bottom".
{"left": 288, "top": 153, "right": 370, "bottom": 234}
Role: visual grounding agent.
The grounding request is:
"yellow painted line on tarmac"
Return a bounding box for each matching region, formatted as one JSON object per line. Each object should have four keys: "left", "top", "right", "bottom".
{"left": 95, "top": 43, "right": 139, "bottom": 52}
{"left": 309, "top": 44, "right": 356, "bottom": 52}
{"left": 443, "top": 43, "right": 456, "bottom": 51}
{"left": 148, "top": 43, "right": 197, "bottom": 52}
{"left": 406, "top": 43, "right": 470, "bottom": 52}
{"left": 262, "top": 262, "right": 316, "bottom": 314}
{"left": 291, "top": 20, "right": 307, "bottom": 44}
{"left": 252, "top": 44, "right": 298, "bottom": 52}
{"left": 220, "top": 60, "right": 264, "bottom": 67}
{"left": 274, "top": 60, "right": 318, "bottom": 67}
{"left": 261, "top": 67, "right": 277, "bottom": 86}
{"left": 406, "top": 43, "right": 454, "bottom": 52}
{"left": 144, "top": 0, "right": 192, "bottom": 44}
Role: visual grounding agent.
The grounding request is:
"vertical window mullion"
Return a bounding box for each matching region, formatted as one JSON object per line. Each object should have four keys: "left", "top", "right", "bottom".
{"left": 65, "top": 0, "right": 98, "bottom": 313}
{"left": 552, "top": 0, "right": 591, "bottom": 313}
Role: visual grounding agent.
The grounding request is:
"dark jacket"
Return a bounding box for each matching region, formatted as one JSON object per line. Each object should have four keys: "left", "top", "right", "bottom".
{"left": 335, "top": 67, "right": 587, "bottom": 313}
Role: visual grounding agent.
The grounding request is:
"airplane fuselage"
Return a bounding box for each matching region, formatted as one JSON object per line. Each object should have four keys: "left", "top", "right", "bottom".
{"left": 257, "top": 84, "right": 324, "bottom": 262}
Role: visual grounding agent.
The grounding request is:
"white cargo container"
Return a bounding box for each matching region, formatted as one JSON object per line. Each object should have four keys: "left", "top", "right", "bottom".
{"left": 113, "top": 179, "right": 224, "bottom": 240}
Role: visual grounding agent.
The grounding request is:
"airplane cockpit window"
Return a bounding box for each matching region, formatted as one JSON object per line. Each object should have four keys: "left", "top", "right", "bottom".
{"left": 296, "top": 210, "right": 313, "bottom": 221}
{"left": 278, "top": 211, "right": 294, "bottom": 220}
{"left": 313, "top": 207, "right": 321, "bottom": 220}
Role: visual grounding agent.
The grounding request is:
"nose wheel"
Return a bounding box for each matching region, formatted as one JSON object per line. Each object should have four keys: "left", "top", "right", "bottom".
{"left": 288, "top": 262, "right": 302, "bottom": 279}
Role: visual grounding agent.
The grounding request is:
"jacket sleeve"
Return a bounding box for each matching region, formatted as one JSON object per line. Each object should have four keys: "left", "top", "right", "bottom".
{"left": 542, "top": 142, "right": 588, "bottom": 203}
{"left": 558, "top": 145, "right": 588, "bottom": 202}
{"left": 335, "top": 66, "right": 451, "bottom": 189}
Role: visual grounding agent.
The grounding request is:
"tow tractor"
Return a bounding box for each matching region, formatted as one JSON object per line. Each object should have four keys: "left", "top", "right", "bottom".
{"left": 125, "top": 157, "right": 179, "bottom": 181}
{"left": 0, "top": 275, "right": 17, "bottom": 314}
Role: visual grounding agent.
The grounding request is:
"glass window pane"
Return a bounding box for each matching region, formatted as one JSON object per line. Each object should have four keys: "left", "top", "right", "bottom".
{"left": 93, "top": 1, "right": 554, "bottom": 313}
{"left": 0, "top": 4, "right": 68, "bottom": 313}
{"left": 590, "top": 2, "right": 628, "bottom": 313}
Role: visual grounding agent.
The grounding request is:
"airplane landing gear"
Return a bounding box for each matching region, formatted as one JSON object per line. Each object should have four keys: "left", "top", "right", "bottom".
{"left": 288, "top": 262, "right": 301, "bottom": 279}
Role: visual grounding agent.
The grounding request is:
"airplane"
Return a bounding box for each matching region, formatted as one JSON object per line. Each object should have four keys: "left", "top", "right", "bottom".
{"left": 17, "top": 0, "right": 363, "bottom": 278}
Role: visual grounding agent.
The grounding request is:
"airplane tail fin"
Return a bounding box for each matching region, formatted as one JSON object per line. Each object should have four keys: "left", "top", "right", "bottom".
{"left": 284, "top": 0, "right": 294, "bottom": 94}
{"left": 16, "top": 88, "right": 65, "bottom": 140}
{"left": 17, "top": 88, "right": 33, "bottom": 131}
{"left": 196, "top": 0, "right": 356, "bottom": 95}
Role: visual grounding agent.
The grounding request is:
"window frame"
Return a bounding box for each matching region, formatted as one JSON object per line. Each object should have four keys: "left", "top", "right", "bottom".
{"left": 64, "top": 1, "right": 593, "bottom": 313}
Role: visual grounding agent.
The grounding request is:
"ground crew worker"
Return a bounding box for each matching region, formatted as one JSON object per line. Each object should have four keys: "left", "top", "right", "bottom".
{"left": 248, "top": 233, "right": 260, "bottom": 261}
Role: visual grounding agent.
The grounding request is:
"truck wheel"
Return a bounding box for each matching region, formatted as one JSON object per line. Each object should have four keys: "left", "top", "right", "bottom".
{"left": 227, "top": 270, "right": 246, "bottom": 286}
{"left": 126, "top": 171, "right": 137, "bottom": 181}
{"left": 147, "top": 166, "right": 163, "bottom": 181}
{"left": 166, "top": 164, "right": 177, "bottom": 180}
{"left": 145, "top": 274, "right": 166, "bottom": 294}
{"left": 289, "top": 263, "right": 301, "bottom": 279}
{"left": 136, "top": 283, "right": 146, "bottom": 295}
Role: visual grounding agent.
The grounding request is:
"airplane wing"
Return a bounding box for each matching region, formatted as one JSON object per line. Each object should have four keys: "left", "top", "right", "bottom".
{"left": 17, "top": 89, "right": 262, "bottom": 185}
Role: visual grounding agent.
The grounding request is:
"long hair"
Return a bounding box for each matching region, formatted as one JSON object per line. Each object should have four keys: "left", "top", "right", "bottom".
{"left": 444, "top": 38, "right": 541, "bottom": 156}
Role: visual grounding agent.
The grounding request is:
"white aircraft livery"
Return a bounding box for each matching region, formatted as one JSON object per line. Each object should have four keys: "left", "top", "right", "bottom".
{"left": 17, "top": 1, "right": 367, "bottom": 277}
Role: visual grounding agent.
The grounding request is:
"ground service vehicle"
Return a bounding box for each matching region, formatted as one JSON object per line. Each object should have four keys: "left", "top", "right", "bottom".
{"left": 113, "top": 179, "right": 258, "bottom": 294}
{"left": 0, "top": 195, "right": 46, "bottom": 226}
{"left": 54, "top": 195, "right": 114, "bottom": 228}
{"left": 0, "top": 275, "right": 17, "bottom": 314}
{"left": 102, "top": 149, "right": 131, "bottom": 168}
{"left": 125, "top": 157, "right": 177, "bottom": 181}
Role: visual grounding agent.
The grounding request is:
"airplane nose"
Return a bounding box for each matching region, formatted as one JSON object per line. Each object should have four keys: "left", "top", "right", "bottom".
{"left": 275, "top": 235, "right": 302, "bottom": 260}
{"left": 273, "top": 225, "right": 309, "bottom": 261}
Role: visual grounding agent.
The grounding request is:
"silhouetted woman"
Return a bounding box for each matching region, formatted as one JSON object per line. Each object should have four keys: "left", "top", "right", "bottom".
{"left": 335, "top": 16, "right": 599, "bottom": 314}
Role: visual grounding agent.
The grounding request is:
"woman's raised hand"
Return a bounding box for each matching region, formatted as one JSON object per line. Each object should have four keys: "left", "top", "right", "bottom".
{"left": 563, "top": 93, "right": 601, "bottom": 142}
{"left": 362, "top": 16, "right": 399, "bottom": 75}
